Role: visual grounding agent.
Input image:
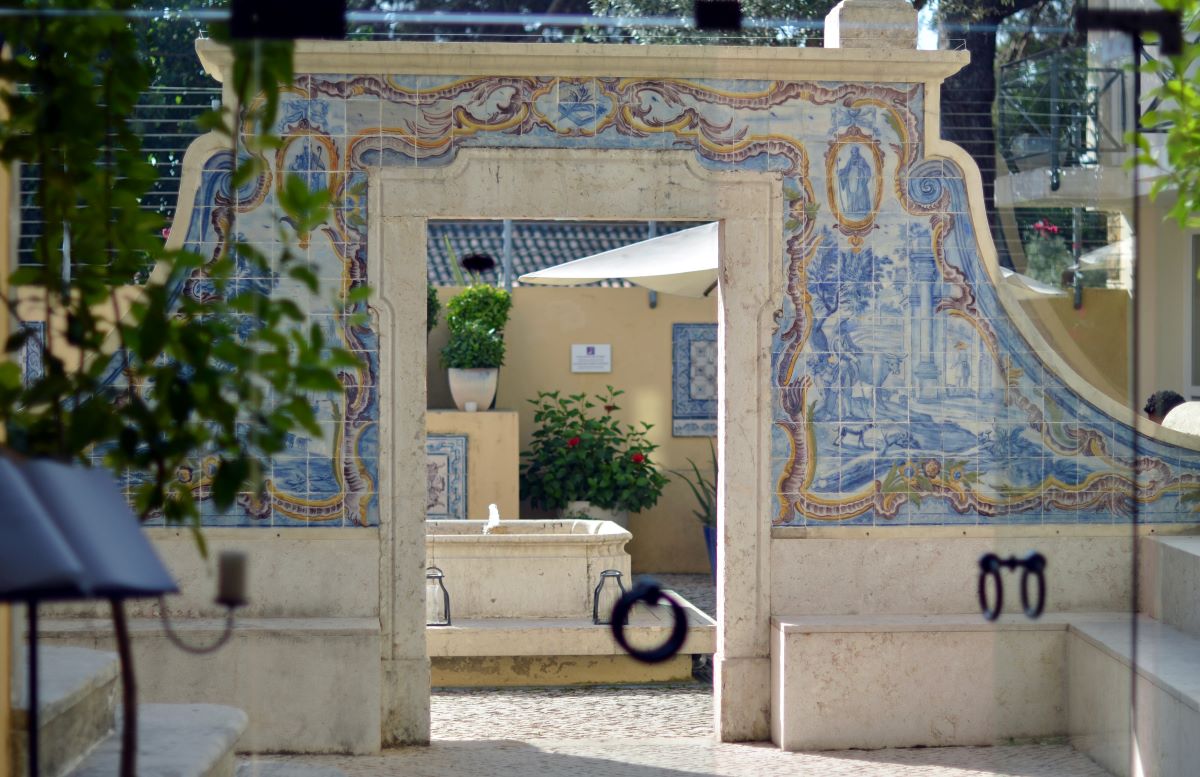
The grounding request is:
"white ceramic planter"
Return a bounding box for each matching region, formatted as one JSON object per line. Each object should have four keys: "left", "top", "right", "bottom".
{"left": 562, "top": 500, "right": 630, "bottom": 529}
{"left": 447, "top": 367, "right": 498, "bottom": 411}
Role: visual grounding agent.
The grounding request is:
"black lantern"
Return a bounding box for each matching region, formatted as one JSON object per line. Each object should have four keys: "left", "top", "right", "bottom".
{"left": 592, "top": 569, "right": 626, "bottom": 625}
{"left": 426, "top": 566, "right": 451, "bottom": 626}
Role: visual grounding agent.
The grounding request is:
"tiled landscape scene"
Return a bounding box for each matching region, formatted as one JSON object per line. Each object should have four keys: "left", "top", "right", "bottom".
{"left": 173, "top": 71, "right": 1200, "bottom": 527}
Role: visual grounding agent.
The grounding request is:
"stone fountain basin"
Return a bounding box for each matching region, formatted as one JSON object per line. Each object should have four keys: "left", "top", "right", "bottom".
{"left": 425, "top": 519, "right": 633, "bottom": 619}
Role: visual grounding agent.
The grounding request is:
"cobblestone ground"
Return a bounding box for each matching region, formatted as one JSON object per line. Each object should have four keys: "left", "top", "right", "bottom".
{"left": 641, "top": 574, "right": 714, "bottom": 619}
{"left": 240, "top": 575, "right": 1113, "bottom": 776}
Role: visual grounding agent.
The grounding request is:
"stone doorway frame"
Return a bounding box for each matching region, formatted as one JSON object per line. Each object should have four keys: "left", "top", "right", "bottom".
{"left": 371, "top": 147, "right": 782, "bottom": 741}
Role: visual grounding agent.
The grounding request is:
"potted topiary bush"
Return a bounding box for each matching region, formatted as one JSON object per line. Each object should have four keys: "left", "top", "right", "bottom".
{"left": 440, "top": 284, "right": 512, "bottom": 410}
{"left": 520, "top": 386, "right": 668, "bottom": 528}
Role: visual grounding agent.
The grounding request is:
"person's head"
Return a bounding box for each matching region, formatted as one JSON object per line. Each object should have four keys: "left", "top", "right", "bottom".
{"left": 1144, "top": 390, "right": 1186, "bottom": 423}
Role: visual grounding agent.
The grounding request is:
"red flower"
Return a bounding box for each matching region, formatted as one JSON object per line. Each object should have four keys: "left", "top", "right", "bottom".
{"left": 567, "top": 436, "right": 581, "bottom": 448}
{"left": 1032, "top": 219, "right": 1060, "bottom": 236}
{"left": 631, "top": 453, "right": 645, "bottom": 464}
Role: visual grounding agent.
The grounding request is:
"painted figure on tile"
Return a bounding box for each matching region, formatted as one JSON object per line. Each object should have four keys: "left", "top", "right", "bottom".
{"left": 427, "top": 461, "right": 447, "bottom": 513}
{"left": 288, "top": 139, "right": 327, "bottom": 192}
{"left": 954, "top": 342, "right": 971, "bottom": 389}
{"left": 837, "top": 146, "right": 873, "bottom": 219}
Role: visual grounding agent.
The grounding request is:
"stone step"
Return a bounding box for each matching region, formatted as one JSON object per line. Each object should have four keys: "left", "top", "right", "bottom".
{"left": 427, "top": 593, "right": 714, "bottom": 686}
{"left": 11, "top": 645, "right": 119, "bottom": 777}
{"left": 1070, "top": 615, "right": 1200, "bottom": 777}
{"left": 238, "top": 761, "right": 348, "bottom": 777}
{"left": 1140, "top": 536, "right": 1200, "bottom": 639}
{"left": 426, "top": 595, "right": 716, "bottom": 657}
{"left": 68, "top": 703, "right": 247, "bottom": 777}
{"left": 39, "top": 617, "right": 381, "bottom": 754}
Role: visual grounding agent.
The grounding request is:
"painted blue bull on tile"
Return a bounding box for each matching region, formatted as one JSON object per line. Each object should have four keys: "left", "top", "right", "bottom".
{"left": 174, "top": 64, "right": 1200, "bottom": 527}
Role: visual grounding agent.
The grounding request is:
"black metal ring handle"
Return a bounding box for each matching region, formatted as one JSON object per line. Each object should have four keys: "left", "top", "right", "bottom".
{"left": 610, "top": 579, "right": 689, "bottom": 664}
{"left": 1019, "top": 552, "right": 1047, "bottom": 619}
{"left": 977, "top": 551, "right": 1048, "bottom": 621}
{"left": 977, "top": 553, "right": 1004, "bottom": 622}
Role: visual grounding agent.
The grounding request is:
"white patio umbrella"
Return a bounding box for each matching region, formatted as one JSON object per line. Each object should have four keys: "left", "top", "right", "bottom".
{"left": 518, "top": 222, "right": 719, "bottom": 298}
{"left": 999, "top": 266, "right": 1067, "bottom": 299}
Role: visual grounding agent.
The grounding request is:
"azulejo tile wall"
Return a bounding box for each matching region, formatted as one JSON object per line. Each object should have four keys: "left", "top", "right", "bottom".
{"left": 673, "top": 323, "right": 718, "bottom": 437}
{"left": 19, "top": 321, "right": 44, "bottom": 387}
{"left": 175, "top": 66, "right": 1200, "bottom": 527}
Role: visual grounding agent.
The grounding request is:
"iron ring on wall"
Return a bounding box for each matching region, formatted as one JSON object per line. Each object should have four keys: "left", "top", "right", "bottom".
{"left": 609, "top": 580, "right": 690, "bottom": 664}
{"left": 977, "top": 553, "right": 1004, "bottom": 622}
{"left": 1019, "top": 552, "right": 1047, "bottom": 619}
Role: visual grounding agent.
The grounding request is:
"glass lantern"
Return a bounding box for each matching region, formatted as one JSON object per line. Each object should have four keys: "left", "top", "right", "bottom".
{"left": 592, "top": 569, "right": 626, "bottom": 625}
{"left": 425, "top": 566, "right": 451, "bottom": 626}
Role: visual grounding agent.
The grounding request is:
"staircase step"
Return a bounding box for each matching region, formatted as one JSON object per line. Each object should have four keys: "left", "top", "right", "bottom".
{"left": 1142, "top": 536, "right": 1200, "bottom": 639}
{"left": 238, "top": 762, "right": 348, "bottom": 777}
{"left": 1070, "top": 616, "right": 1200, "bottom": 777}
{"left": 68, "top": 703, "right": 247, "bottom": 777}
{"left": 12, "top": 645, "right": 118, "bottom": 777}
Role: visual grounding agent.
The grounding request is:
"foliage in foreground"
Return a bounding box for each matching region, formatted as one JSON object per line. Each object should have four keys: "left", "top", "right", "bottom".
{"left": 0, "top": 3, "right": 364, "bottom": 544}
{"left": 1138, "top": 0, "right": 1200, "bottom": 228}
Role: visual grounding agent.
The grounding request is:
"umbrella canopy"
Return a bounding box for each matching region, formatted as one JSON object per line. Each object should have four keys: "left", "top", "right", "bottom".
{"left": 1078, "top": 236, "right": 1131, "bottom": 269}
{"left": 518, "top": 222, "right": 719, "bottom": 298}
{"left": 999, "top": 267, "right": 1066, "bottom": 299}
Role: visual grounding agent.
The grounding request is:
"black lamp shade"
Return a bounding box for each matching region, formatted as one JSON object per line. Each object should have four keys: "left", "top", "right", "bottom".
{"left": 0, "top": 458, "right": 87, "bottom": 600}
{"left": 0, "top": 457, "right": 177, "bottom": 602}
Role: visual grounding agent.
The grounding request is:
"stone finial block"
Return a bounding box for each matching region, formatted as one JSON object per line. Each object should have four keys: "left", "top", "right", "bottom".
{"left": 824, "top": 0, "right": 917, "bottom": 49}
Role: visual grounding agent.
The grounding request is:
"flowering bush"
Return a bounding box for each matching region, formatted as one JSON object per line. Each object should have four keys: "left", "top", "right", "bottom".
{"left": 520, "top": 387, "right": 668, "bottom": 513}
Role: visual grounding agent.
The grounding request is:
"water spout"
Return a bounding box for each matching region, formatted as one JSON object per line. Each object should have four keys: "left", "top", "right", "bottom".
{"left": 484, "top": 503, "right": 501, "bottom": 534}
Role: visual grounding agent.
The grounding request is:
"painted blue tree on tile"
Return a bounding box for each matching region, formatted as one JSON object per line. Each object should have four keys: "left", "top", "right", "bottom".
{"left": 173, "top": 59, "right": 1200, "bottom": 527}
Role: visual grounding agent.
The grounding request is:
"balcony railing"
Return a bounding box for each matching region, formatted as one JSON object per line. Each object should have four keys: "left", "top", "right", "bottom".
{"left": 997, "top": 48, "right": 1126, "bottom": 189}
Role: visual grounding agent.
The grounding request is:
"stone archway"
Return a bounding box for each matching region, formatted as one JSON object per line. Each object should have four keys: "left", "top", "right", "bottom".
{"left": 372, "top": 147, "right": 780, "bottom": 742}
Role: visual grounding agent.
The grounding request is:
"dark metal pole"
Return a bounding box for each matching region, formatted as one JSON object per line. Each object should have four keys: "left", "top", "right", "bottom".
{"left": 112, "top": 599, "right": 137, "bottom": 777}
{"left": 27, "top": 602, "right": 38, "bottom": 777}
{"left": 1129, "top": 33, "right": 1144, "bottom": 777}
{"left": 1074, "top": 12, "right": 1182, "bottom": 775}
{"left": 1050, "top": 55, "right": 1061, "bottom": 191}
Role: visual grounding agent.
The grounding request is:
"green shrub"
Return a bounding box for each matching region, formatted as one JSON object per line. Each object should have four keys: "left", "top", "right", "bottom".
{"left": 440, "top": 320, "right": 505, "bottom": 369}
{"left": 445, "top": 284, "right": 512, "bottom": 334}
{"left": 673, "top": 438, "right": 717, "bottom": 528}
{"left": 520, "top": 387, "right": 668, "bottom": 513}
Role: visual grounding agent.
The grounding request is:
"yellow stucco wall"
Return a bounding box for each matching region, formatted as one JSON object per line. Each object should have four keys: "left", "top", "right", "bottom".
{"left": 426, "top": 410, "right": 520, "bottom": 519}
{"left": 428, "top": 286, "right": 718, "bottom": 573}
{"left": 1019, "top": 288, "right": 1130, "bottom": 408}
{"left": 1135, "top": 196, "right": 1199, "bottom": 400}
{"left": 13, "top": 286, "right": 141, "bottom": 368}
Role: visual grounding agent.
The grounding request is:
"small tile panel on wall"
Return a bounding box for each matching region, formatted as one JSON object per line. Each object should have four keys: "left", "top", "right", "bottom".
{"left": 426, "top": 434, "right": 467, "bottom": 520}
{"left": 673, "top": 323, "right": 718, "bottom": 437}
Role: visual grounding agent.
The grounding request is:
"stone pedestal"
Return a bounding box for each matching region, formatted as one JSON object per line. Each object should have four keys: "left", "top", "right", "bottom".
{"left": 824, "top": 0, "right": 917, "bottom": 49}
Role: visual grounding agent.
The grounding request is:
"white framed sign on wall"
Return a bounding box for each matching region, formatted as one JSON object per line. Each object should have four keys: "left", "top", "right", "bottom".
{"left": 571, "top": 344, "right": 612, "bottom": 373}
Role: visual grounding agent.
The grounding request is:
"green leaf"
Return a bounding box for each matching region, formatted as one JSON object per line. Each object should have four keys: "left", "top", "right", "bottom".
{"left": 0, "top": 362, "right": 21, "bottom": 391}
{"left": 212, "top": 456, "right": 250, "bottom": 510}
